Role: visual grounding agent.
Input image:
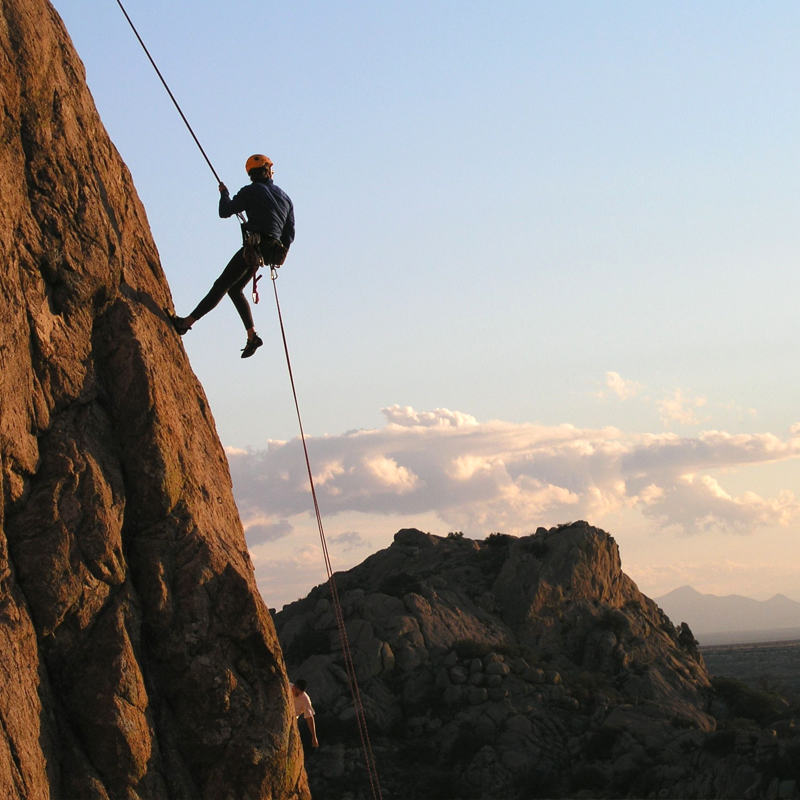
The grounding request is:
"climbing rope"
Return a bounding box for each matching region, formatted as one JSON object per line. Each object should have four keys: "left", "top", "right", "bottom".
{"left": 270, "top": 268, "right": 383, "bottom": 800}
{"left": 113, "top": 3, "right": 383, "bottom": 797}
{"left": 113, "top": 0, "right": 245, "bottom": 224}
{"left": 114, "top": 0, "right": 220, "bottom": 184}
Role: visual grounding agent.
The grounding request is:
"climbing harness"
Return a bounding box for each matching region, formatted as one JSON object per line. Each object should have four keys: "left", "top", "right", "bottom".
{"left": 113, "top": 3, "right": 383, "bottom": 798}
{"left": 241, "top": 226, "right": 265, "bottom": 304}
{"left": 243, "top": 231, "right": 290, "bottom": 305}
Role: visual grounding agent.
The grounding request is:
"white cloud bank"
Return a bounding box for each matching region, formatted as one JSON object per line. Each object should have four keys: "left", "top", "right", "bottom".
{"left": 227, "top": 406, "right": 800, "bottom": 537}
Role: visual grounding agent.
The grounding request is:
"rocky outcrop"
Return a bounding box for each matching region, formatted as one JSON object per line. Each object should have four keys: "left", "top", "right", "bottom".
{"left": 276, "top": 523, "right": 800, "bottom": 799}
{"left": 0, "top": 1, "right": 307, "bottom": 797}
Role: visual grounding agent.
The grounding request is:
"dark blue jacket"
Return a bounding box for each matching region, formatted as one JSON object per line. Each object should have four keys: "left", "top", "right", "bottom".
{"left": 219, "top": 178, "right": 295, "bottom": 248}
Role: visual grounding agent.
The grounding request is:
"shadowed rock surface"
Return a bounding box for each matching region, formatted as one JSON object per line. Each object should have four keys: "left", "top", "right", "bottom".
{"left": 0, "top": 0, "right": 308, "bottom": 797}
{"left": 276, "top": 523, "right": 800, "bottom": 799}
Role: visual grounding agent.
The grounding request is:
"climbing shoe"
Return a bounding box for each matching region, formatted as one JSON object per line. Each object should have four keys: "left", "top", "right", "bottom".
{"left": 241, "top": 334, "right": 263, "bottom": 359}
{"left": 169, "top": 314, "right": 193, "bottom": 335}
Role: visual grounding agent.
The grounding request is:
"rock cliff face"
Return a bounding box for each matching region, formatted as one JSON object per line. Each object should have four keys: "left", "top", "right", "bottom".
{"left": 276, "top": 524, "right": 800, "bottom": 800}
{"left": 0, "top": 1, "right": 307, "bottom": 798}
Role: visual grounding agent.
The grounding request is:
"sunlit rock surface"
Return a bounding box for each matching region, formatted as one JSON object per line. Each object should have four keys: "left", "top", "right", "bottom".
{"left": 0, "top": 1, "right": 308, "bottom": 796}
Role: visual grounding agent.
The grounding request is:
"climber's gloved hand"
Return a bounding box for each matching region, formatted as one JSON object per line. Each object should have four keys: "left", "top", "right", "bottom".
{"left": 218, "top": 182, "right": 228, "bottom": 195}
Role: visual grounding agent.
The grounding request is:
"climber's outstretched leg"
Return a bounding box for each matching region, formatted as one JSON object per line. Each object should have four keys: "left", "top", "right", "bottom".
{"left": 171, "top": 248, "right": 262, "bottom": 357}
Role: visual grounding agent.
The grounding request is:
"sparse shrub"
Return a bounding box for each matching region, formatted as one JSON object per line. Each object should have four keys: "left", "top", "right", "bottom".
{"left": 569, "top": 671, "right": 606, "bottom": 707}
{"left": 453, "top": 639, "right": 493, "bottom": 660}
{"left": 478, "top": 534, "right": 514, "bottom": 572}
{"left": 718, "top": 716, "right": 761, "bottom": 732}
{"left": 485, "top": 532, "right": 513, "bottom": 548}
{"left": 447, "top": 531, "right": 464, "bottom": 539}
{"left": 757, "top": 675, "right": 786, "bottom": 694}
{"left": 520, "top": 537, "right": 549, "bottom": 559}
{"left": 493, "top": 642, "right": 528, "bottom": 659}
{"left": 711, "top": 675, "right": 790, "bottom": 725}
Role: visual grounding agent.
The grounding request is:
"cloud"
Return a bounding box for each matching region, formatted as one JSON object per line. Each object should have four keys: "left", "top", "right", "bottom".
{"left": 657, "top": 389, "right": 707, "bottom": 426}
{"left": 227, "top": 408, "right": 800, "bottom": 537}
{"left": 641, "top": 474, "right": 797, "bottom": 535}
{"left": 605, "top": 371, "right": 643, "bottom": 400}
{"left": 244, "top": 518, "right": 294, "bottom": 546}
{"left": 366, "top": 456, "right": 418, "bottom": 492}
{"left": 383, "top": 405, "right": 478, "bottom": 428}
{"left": 330, "top": 531, "right": 370, "bottom": 551}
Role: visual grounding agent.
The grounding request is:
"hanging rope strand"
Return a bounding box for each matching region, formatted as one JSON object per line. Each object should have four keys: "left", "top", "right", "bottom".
{"left": 113, "top": 0, "right": 245, "bottom": 223}
{"left": 271, "top": 271, "right": 383, "bottom": 800}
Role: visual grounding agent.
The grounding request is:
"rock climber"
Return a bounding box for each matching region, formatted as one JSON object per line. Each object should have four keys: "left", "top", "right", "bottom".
{"left": 291, "top": 679, "right": 319, "bottom": 749}
{"left": 170, "top": 154, "right": 295, "bottom": 358}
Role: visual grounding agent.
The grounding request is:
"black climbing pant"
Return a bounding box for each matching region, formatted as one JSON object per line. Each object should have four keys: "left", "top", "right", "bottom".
{"left": 190, "top": 247, "right": 255, "bottom": 330}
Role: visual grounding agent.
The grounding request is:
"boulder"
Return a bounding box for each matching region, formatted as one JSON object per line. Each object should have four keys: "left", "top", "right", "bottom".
{"left": 273, "top": 524, "right": 799, "bottom": 800}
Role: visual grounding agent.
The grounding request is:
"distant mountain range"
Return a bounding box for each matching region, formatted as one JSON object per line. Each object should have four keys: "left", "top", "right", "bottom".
{"left": 654, "top": 585, "right": 800, "bottom": 645}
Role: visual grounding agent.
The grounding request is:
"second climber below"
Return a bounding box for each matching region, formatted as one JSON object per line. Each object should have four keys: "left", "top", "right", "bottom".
{"left": 171, "top": 154, "right": 295, "bottom": 358}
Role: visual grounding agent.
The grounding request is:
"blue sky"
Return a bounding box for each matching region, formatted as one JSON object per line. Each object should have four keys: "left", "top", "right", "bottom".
{"left": 53, "top": 1, "right": 800, "bottom": 608}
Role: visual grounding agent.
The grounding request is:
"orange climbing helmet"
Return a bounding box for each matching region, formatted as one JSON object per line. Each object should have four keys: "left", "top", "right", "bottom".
{"left": 245, "top": 154, "right": 273, "bottom": 174}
